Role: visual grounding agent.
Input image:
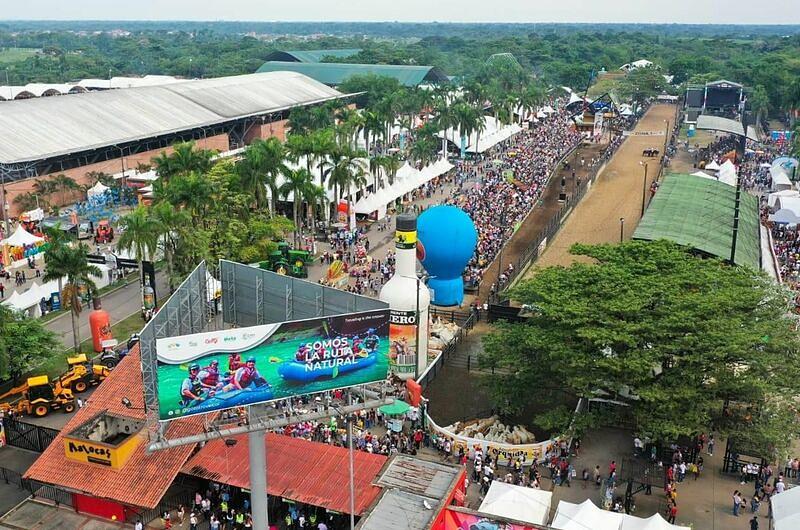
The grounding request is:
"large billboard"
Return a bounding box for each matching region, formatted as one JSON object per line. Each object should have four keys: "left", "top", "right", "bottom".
{"left": 155, "top": 309, "right": 390, "bottom": 420}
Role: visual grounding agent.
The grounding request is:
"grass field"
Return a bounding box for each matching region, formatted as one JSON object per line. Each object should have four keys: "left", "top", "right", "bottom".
{"left": 0, "top": 47, "right": 38, "bottom": 64}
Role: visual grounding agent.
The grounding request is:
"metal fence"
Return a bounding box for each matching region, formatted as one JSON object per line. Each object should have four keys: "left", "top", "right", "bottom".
{"left": 488, "top": 131, "right": 635, "bottom": 305}
{"left": 417, "top": 311, "right": 477, "bottom": 390}
{"left": 2, "top": 418, "right": 60, "bottom": 453}
{"left": 0, "top": 467, "right": 74, "bottom": 508}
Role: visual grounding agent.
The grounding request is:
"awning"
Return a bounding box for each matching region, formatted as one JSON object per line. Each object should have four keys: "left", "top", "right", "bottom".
{"left": 182, "top": 433, "right": 387, "bottom": 515}
{"left": 1, "top": 224, "right": 45, "bottom": 247}
{"left": 87, "top": 181, "right": 110, "bottom": 197}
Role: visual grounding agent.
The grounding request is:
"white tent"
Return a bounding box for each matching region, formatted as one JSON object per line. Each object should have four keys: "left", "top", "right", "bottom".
{"left": 773, "top": 486, "right": 800, "bottom": 530}
{"left": 478, "top": 481, "right": 552, "bottom": 526}
{"left": 691, "top": 170, "right": 713, "bottom": 179}
{"left": 768, "top": 189, "right": 800, "bottom": 209}
{"left": 770, "top": 209, "right": 800, "bottom": 225}
{"left": 1, "top": 225, "right": 44, "bottom": 247}
{"left": 1, "top": 280, "right": 60, "bottom": 317}
{"left": 542, "top": 105, "right": 556, "bottom": 114}
{"left": 775, "top": 196, "right": 800, "bottom": 216}
{"left": 717, "top": 160, "right": 738, "bottom": 187}
{"left": 771, "top": 165, "right": 794, "bottom": 191}
{"left": 567, "top": 92, "right": 584, "bottom": 106}
{"left": 551, "top": 500, "right": 689, "bottom": 530}
{"left": 552, "top": 500, "right": 622, "bottom": 530}
{"left": 705, "top": 160, "right": 721, "bottom": 171}
{"left": 87, "top": 181, "right": 110, "bottom": 197}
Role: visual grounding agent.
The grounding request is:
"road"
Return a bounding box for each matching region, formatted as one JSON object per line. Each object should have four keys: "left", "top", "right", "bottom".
{"left": 45, "top": 270, "right": 169, "bottom": 350}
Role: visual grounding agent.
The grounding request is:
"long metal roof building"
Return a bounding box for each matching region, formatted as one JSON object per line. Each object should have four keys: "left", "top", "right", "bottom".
{"left": 0, "top": 71, "right": 344, "bottom": 165}
{"left": 263, "top": 48, "right": 362, "bottom": 63}
{"left": 256, "top": 61, "right": 449, "bottom": 87}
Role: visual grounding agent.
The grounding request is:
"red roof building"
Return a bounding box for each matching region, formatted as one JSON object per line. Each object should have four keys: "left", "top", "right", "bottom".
{"left": 24, "top": 346, "right": 205, "bottom": 518}
{"left": 182, "top": 432, "right": 388, "bottom": 515}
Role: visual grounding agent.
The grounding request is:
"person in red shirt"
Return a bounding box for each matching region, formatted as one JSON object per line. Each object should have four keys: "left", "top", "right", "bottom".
{"left": 667, "top": 503, "right": 678, "bottom": 524}
{"left": 609, "top": 460, "right": 617, "bottom": 476}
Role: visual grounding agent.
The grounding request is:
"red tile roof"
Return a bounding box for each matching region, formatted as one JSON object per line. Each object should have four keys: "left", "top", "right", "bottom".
{"left": 182, "top": 433, "right": 387, "bottom": 515}
{"left": 24, "top": 346, "right": 204, "bottom": 509}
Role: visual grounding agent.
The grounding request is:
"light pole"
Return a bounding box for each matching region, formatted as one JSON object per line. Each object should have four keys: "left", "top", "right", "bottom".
{"left": 640, "top": 161, "right": 649, "bottom": 216}
{"left": 663, "top": 119, "right": 670, "bottom": 158}
{"left": 619, "top": 217, "right": 625, "bottom": 243}
{"left": 0, "top": 169, "right": 9, "bottom": 237}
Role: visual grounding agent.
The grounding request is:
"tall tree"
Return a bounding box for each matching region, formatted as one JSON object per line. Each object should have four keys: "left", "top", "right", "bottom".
{"left": 279, "top": 167, "right": 314, "bottom": 246}
{"left": 481, "top": 240, "right": 800, "bottom": 456}
{"left": 42, "top": 243, "right": 102, "bottom": 352}
{"left": 0, "top": 305, "right": 60, "bottom": 381}
{"left": 149, "top": 201, "right": 190, "bottom": 294}
{"left": 152, "top": 141, "right": 215, "bottom": 181}
{"left": 117, "top": 206, "right": 159, "bottom": 307}
{"left": 237, "top": 137, "right": 287, "bottom": 212}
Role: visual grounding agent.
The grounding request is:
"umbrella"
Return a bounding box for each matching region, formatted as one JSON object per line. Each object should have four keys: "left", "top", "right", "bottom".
{"left": 379, "top": 399, "right": 410, "bottom": 416}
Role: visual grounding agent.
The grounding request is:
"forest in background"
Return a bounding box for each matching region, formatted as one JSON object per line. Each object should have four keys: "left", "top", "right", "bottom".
{"left": 1, "top": 22, "right": 799, "bottom": 112}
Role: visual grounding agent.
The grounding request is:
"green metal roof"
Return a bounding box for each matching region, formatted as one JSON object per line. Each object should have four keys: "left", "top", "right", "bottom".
{"left": 264, "top": 49, "right": 362, "bottom": 63}
{"left": 633, "top": 173, "right": 761, "bottom": 270}
{"left": 255, "top": 62, "right": 448, "bottom": 87}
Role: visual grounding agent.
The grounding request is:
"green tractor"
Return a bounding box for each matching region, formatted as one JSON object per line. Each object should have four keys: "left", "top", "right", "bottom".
{"left": 259, "top": 242, "right": 312, "bottom": 278}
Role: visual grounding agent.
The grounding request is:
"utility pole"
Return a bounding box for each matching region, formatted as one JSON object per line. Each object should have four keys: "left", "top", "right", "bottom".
{"left": 619, "top": 217, "right": 625, "bottom": 243}
{"left": 641, "top": 163, "right": 648, "bottom": 216}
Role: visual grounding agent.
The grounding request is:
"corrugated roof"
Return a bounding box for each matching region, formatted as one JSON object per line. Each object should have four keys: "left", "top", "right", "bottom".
{"left": 182, "top": 433, "right": 387, "bottom": 515}
{"left": 256, "top": 62, "right": 449, "bottom": 87}
{"left": 265, "top": 49, "right": 362, "bottom": 63}
{"left": 358, "top": 489, "right": 438, "bottom": 530}
{"left": 24, "top": 346, "right": 204, "bottom": 509}
{"left": 374, "top": 455, "right": 462, "bottom": 498}
{"left": 696, "top": 115, "right": 759, "bottom": 142}
{"left": 0, "top": 71, "right": 344, "bottom": 164}
{"left": 633, "top": 173, "right": 761, "bottom": 270}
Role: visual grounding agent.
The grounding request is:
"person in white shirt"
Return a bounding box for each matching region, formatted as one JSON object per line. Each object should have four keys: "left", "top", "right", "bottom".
{"left": 775, "top": 478, "right": 786, "bottom": 494}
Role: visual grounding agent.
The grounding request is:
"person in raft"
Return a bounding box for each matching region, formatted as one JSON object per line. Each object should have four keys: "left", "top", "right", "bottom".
{"left": 180, "top": 364, "right": 208, "bottom": 406}
{"left": 197, "top": 359, "right": 228, "bottom": 391}
{"left": 229, "top": 357, "right": 269, "bottom": 390}
{"left": 228, "top": 352, "right": 244, "bottom": 372}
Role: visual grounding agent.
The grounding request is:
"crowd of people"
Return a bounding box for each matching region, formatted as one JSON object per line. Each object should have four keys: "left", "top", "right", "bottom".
{"left": 452, "top": 109, "right": 582, "bottom": 289}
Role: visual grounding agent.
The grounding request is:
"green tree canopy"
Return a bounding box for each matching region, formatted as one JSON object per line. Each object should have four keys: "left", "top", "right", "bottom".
{"left": 0, "top": 305, "right": 60, "bottom": 380}
{"left": 481, "top": 240, "right": 800, "bottom": 456}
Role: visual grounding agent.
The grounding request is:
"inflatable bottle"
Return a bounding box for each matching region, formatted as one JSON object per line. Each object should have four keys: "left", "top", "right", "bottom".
{"left": 89, "top": 298, "right": 113, "bottom": 353}
{"left": 379, "top": 213, "right": 430, "bottom": 379}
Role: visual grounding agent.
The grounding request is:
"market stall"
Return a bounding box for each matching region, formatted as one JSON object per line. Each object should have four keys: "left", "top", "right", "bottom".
{"left": 0, "top": 225, "right": 46, "bottom": 267}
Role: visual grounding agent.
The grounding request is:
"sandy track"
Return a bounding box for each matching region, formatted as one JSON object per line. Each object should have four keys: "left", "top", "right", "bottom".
{"left": 529, "top": 104, "right": 680, "bottom": 271}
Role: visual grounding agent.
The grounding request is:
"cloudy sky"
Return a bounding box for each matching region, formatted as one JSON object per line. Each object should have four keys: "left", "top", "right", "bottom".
{"left": 3, "top": 0, "right": 799, "bottom": 24}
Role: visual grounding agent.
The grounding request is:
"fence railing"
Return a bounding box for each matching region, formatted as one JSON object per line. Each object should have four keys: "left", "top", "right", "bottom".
{"left": 417, "top": 311, "right": 477, "bottom": 390}
{"left": 488, "top": 130, "right": 635, "bottom": 305}
{"left": 2, "top": 418, "right": 60, "bottom": 453}
{"left": 0, "top": 466, "right": 74, "bottom": 508}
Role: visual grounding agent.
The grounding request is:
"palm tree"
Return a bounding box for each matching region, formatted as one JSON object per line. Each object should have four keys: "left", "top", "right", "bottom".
{"left": 51, "top": 174, "right": 80, "bottom": 206}
{"left": 237, "top": 138, "right": 287, "bottom": 212}
{"left": 324, "top": 148, "right": 368, "bottom": 221}
{"left": 453, "top": 102, "right": 484, "bottom": 158}
{"left": 13, "top": 192, "right": 44, "bottom": 212}
{"left": 279, "top": 168, "right": 314, "bottom": 246}
{"left": 362, "top": 109, "right": 383, "bottom": 155}
{"left": 43, "top": 243, "right": 101, "bottom": 352}
{"left": 152, "top": 141, "right": 215, "bottom": 181}
{"left": 286, "top": 129, "right": 336, "bottom": 188}
{"left": 149, "top": 202, "right": 190, "bottom": 293}
{"left": 785, "top": 79, "right": 800, "bottom": 127}
{"left": 117, "top": 206, "right": 159, "bottom": 308}
{"left": 518, "top": 83, "right": 546, "bottom": 124}
{"left": 303, "top": 183, "right": 329, "bottom": 228}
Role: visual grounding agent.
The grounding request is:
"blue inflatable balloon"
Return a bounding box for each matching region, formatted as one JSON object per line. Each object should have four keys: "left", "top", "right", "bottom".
{"left": 418, "top": 205, "right": 478, "bottom": 307}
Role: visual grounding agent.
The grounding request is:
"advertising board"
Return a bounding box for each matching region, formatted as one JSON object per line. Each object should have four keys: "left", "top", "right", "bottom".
{"left": 155, "top": 309, "right": 390, "bottom": 420}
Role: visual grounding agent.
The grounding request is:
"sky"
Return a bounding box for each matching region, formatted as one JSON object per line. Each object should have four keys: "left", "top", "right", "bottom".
{"left": 3, "top": 0, "right": 800, "bottom": 25}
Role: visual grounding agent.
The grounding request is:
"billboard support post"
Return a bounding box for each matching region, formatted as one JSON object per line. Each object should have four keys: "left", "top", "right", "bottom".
{"left": 249, "top": 405, "right": 269, "bottom": 530}
{"left": 348, "top": 394, "right": 356, "bottom": 530}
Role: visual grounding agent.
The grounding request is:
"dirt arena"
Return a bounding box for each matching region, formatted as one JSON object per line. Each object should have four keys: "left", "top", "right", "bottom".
{"left": 528, "top": 104, "right": 680, "bottom": 271}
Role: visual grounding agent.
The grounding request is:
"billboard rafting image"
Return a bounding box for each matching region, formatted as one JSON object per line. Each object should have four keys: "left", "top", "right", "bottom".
{"left": 155, "top": 309, "right": 390, "bottom": 420}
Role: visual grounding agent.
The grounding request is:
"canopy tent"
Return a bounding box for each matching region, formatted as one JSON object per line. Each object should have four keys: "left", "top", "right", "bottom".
{"left": 769, "top": 209, "right": 800, "bottom": 225}
{"left": 691, "top": 170, "right": 713, "bottom": 179}
{"left": 552, "top": 500, "right": 689, "bottom": 530}
{"left": 772, "top": 156, "right": 799, "bottom": 171}
{"left": 478, "top": 481, "right": 552, "bottom": 526}
{"left": 87, "top": 181, "right": 110, "bottom": 197}
{"left": 774, "top": 196, "right": 800, "bottom": 217}
{"left": 1, "top": 280, "right": 60, "bottom": 316}
{"left": 1, "top": 225, "right": 45, "bottom": 247}
{"left": 379, "top": 400, "right": 410, "bottom": 416}
{"left": 772, "top": 486, "right": 800, "bottom": 530}
{"left": 541, "top": 105, "right": 556, "bottom": 114}
{"left": 704, "top": 160, "right": 721, "bottom": 171}
{"left": 438, "top": 116, "right": 522, "bottom": 154}
{"left": 552, "top": 500, "right": 623, "bottom": 530}
{"left": 768, "top": 189, "right": 800, "bottom": 209}
{"left": 717, "top": 160, "right": 737, "bottom": 187}
{"left": 567, "top": 92, "right": 585, "bottom": 106}
{"left": 771, "top": 165, "right": 794, "bottom": 191}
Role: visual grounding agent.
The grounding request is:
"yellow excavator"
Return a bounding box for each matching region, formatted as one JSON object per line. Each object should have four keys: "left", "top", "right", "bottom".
{"left": 0, "top": 375, "right": 76, "bottom": 417}
{"left": 59, "top": 354, "right": 111, "bottom": 393}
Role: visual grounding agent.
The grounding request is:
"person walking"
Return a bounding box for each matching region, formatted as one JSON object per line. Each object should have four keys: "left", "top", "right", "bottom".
{"left": 708, "top": 436, "right": 715, "bottom": 456}
{"left": 733, "top": 490, "right": 742, "bottom": 516}
{"left": 667, "top": 503, "right": 678, "bottom": 524}
{"left": 750, "top": 516, "right": 759, "bottom": 530}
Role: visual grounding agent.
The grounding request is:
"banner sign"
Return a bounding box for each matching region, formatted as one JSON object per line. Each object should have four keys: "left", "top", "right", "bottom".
{"left": 426, "top": 414, "right": 557, "bottom": 467}
{"left": 622, "top": 131, "right": 666, "bottom": 137}
{"left": 593, "top": 111, "right": 604, "bottom": 138}
{"left": 156, "top": 309, "right": 390, "bottom": 420}
{"left": 389, "top": 309, "right": 417, "bottom": 375}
